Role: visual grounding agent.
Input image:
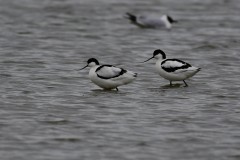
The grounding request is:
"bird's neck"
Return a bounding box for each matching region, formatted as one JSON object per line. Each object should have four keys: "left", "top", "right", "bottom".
{"left": 161, "top": 16, "right": 171, "bottom": 29}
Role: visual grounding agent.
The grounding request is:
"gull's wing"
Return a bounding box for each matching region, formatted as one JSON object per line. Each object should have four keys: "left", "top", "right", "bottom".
{"left": 139, "top": 16, "right": 165, "bottom": 27}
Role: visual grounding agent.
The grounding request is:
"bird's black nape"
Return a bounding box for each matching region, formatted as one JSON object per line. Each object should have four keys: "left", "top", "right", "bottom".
{"left": 167, "top": 15, "right": 177, "bottom": 23}
{"left": 153, "top": 49, "right": 166, "bottom": 59}
{"left": 87, "top": 58, "right": 99, "bottom": 65}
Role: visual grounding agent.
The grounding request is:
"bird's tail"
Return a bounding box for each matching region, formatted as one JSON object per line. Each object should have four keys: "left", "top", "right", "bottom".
{"left": 125, "top": 12, "right": 137, "bottom": 23}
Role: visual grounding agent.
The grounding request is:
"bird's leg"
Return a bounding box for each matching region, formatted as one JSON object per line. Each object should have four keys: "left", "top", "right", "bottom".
{"left": 170, "top": 81, "right": 172, "bottom": 86}
{"left": 183, "top": 80, "right": 188, "bottom": 87}
{"left": 116, "top": 87, "right": 119, "bottom": 91}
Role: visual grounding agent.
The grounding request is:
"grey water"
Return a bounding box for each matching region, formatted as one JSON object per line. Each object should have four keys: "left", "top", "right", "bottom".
{"left": 0, "top": 0, "right": 240, "bottom": 159}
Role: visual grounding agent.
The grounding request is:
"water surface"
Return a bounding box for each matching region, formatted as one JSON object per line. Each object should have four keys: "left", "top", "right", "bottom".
{"left": 0, "top": 0, "right": 240, "bottom": 160}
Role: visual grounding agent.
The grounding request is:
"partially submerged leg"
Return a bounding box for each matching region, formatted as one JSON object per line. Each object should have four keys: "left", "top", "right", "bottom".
{"left": 116, "top": 87, "right": 119, "bottom": 91}
{"left": 169, "top": 81, "right": 172, "bottom": 86}
{"left": 183, "top": 80, "right": 188, "bottom": 87}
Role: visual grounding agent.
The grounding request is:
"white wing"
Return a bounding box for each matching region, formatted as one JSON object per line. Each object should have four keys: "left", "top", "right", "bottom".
{"left": 139, "top": 16, "right": 165, "bottom": 27}
{"left": 96, "top": 65, "right": 126, "bottom": 79}
{"left": 161, "top": 59, "right": 192, "bottom": 73}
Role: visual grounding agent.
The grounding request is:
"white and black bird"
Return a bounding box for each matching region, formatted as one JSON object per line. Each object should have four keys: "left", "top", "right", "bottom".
{"left": 142, "top": 49, "right": 201, "bottom": 86}
{"left": 125, "top": 12, "right": 177, "bottom": 29}
{"left": 79, "top": 58, "right": 137, "bottom": 91}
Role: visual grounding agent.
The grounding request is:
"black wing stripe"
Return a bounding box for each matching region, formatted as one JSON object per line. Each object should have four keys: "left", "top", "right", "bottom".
{"left": 161, "top": 59, "right": 192, "bottom": 72}
{"left": 96, "top": 65, "right": 127, "bottom": 79}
